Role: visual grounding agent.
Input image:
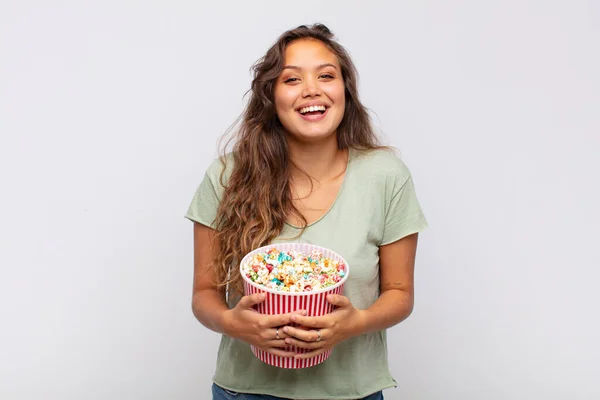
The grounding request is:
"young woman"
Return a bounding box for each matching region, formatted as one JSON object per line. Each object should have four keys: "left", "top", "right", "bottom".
{"left": 186, "top": 23, "right": 428, "bottom": 400}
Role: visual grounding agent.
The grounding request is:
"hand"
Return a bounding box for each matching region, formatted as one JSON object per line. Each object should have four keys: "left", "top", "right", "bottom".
{"left": 223, "top": 292, "right": 305, "bottom": 358}
{"left": 282, "top": 294, "right": 366, "bottom": 360}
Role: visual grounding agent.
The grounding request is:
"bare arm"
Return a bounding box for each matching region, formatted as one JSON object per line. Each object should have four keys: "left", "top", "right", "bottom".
{"left": 359, "top": 232, "right": 419, "bottom": 333}
{"left": 191, "top": 222, "right": 231, "bottom": 334}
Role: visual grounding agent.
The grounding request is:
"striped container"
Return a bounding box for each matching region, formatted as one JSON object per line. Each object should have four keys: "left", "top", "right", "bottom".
{"left": 240, "top": 242, "right": 349, "bottom": 369}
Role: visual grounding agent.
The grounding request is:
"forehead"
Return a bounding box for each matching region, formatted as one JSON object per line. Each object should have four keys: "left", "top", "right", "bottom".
{"left": 283, "top": 39, "right": 340, "bottom": 68}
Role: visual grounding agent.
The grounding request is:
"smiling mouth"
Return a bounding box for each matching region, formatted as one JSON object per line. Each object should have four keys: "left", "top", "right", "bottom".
{"left": 297, "top": 106, "right": 329, "bottom": 121}
{"left": 298, "top": 105, "right": 327, "bottom": 116}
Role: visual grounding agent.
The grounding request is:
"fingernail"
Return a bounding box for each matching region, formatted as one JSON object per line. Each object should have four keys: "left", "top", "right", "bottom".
{"left": 283, "top": 327, "right": 289, "bottom": 333}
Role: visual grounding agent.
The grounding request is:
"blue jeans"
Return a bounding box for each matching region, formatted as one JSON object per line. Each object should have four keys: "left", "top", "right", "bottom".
{"left": 212, "top": 383, "right": 384, "bottom": 400}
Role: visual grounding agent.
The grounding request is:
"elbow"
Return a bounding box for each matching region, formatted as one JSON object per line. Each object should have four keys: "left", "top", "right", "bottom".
{"left": 389, "top": 289, "right": 414, "bottom": 321}
{"left": 191, "top": 293, "right": 201, "bottom": 321}
{"left": 191, "top": 291, "right": 208, "bottom": 321}
{"left": 403, "top": 293, "right": 415, "bottom": 320}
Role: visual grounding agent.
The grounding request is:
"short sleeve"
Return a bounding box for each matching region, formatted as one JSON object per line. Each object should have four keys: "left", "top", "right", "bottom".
{"left": 379, "top": 173, "right": 428, "bottom": 246}
{"left": 185, "top": 157, "right": 230, "bottom": 229}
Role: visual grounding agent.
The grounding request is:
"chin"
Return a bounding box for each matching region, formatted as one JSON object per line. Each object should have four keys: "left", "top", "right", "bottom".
{"left": 288, "top": 131, "right": 337, "bottom": 143}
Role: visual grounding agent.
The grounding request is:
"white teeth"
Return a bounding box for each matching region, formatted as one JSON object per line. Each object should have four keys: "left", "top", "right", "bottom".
{"left": 299, "top": 105, "right": 327, "bottom": 114}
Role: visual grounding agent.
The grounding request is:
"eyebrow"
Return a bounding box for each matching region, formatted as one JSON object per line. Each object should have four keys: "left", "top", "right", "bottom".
{"left": 282, "top": 63, "right": 338, "bottom": 71}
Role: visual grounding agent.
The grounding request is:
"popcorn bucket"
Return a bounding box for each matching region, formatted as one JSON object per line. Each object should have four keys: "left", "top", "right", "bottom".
{"left": 240, "top": 242, "right": 350, "bottom": 369}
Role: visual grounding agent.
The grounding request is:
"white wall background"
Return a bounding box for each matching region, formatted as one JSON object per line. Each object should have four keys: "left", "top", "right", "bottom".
{"left": 1, "top": 1, "right": 598, "bottom": 399}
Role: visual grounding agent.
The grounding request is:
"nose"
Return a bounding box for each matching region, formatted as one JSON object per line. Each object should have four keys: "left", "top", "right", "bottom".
{"left": 302, "top": 76, "right": 321, "bottom": 98}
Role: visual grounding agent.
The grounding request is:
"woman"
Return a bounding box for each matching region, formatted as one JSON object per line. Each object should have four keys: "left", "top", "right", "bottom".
{"left": 186, "top": 23, "right": 428, "bottom": 400}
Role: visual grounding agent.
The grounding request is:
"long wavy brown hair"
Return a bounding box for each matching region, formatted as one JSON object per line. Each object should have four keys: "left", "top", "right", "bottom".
{"left": 212, "top": 23, "right": 385, "bottom": 296}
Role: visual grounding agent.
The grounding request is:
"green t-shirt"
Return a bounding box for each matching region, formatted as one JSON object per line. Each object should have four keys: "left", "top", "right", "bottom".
{"left": 185, "top": 147, "right": 428, "bottom": 399}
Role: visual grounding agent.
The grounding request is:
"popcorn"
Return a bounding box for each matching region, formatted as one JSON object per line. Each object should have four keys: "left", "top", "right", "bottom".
{"left": 241, "top": 247, "right": 347, "bottom": 292}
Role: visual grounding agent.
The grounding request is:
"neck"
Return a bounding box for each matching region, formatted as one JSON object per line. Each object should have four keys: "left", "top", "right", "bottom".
{"left": 286, "top": 134, "right": 348, "bottom": 183}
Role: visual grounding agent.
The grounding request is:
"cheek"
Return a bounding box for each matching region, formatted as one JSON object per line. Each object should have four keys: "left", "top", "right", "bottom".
{"left": 273, "top": 88, "right": 284, "bottom": 112}
{"left": 330, "top": 85, "right": 346, "bottom": 121}
{"left": 274, "top": 87, "right": 296, "bottom": 110}
{"left": 274, "top": 90, "right": 297, "bottom": 128}
{"left": 327, "top": 83, "right": 346, "bottom": 105}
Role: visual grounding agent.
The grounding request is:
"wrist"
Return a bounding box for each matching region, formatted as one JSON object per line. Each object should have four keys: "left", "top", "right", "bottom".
{"left": 220, "top": 309, "right": 236, "bottom": 338}
{"left": 353, "top": 309, "right": 370, "bottom": 336}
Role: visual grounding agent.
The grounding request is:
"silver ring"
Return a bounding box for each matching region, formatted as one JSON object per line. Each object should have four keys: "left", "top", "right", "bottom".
{"left": 315, "top": 329, "right": 322, "bottom": 342}
{"left": 276, "top": 328, "right": 280, "bottom": 340}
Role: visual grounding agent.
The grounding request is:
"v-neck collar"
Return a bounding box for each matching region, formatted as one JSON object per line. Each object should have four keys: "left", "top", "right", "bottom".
{"left": 285, "top": 148, "right": 353, "bottom": 229}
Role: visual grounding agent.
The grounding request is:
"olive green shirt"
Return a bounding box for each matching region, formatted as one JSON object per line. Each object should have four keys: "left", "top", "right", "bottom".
{"left": 185, "top": 148, "right": 428, "bottom": 399}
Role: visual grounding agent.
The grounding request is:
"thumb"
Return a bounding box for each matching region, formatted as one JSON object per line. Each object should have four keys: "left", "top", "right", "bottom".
{"left": 327, "top": 294, "right": 350, "bottom": 307}
{"left": 240, "top": 292, "right": 266, "bottom": 308}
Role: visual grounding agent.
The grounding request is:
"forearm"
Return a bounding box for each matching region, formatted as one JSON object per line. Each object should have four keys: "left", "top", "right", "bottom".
{"left": 358, "top": 289, "right": 414, "bottom": 335}
{"left": 191, "top": 289, "right": 232, "bottom": 335}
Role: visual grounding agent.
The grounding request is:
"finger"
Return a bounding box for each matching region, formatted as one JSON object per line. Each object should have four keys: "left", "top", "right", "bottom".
{"left": 263, "top": 310, "right": 306, "bottom": 328}
{"left": 282, "top": 326, "right": 321, "bottom": 342}
{"left": 283, "top": 337, "right": 323, "bottom": 350}
{"left": 238, "top": 292, "right": 266, "bottom": 308}
{"left": 266, "top": 327, "right": 289, "bottom": 341}
{"left": 289, "top": 314, "right": 329, "bottom": 328}
{"left": 294, "top": 347, "right": 327, "bottom": 360}
{"left": 327, "top": 294, "right": 350, "bottom": 307}
{"left": 266, "top": 347, "right": 297, "bottom": 358}
{"left": 265, "top": 339, "right": 289, "bottom": 347}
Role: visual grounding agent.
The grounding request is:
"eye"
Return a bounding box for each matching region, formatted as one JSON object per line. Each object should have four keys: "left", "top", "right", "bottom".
{"left": 284, "top": 77, "right": 299, "bottom": 83}
{"left": 320, "top": 73, "right": 334, "bottom": 79}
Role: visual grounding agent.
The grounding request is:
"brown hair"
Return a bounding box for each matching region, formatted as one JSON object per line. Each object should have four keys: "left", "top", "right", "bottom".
{"left": 212, "top": 23, "right": 384, "bottom": 296}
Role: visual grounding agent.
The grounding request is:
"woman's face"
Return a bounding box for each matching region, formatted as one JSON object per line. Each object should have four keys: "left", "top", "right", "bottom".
{"left": 274, "top": 39, "right": 345, "bottom": 144}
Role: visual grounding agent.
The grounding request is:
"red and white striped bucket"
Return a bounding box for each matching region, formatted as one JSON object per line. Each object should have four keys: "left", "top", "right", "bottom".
{"left": 240, "top": 242, "right": 349, "bottom": 369}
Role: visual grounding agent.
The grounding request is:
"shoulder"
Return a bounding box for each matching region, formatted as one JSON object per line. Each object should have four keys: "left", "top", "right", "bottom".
{"left": 350, "top": 147, "right": 412, "bottom": 185}
{"left": 204, "top": 152, "right": 235, "bottom": 187}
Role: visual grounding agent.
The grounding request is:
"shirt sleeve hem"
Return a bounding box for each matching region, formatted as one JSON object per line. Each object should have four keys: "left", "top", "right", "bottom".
{"left": 184, "top": 213, "right": 217, "bottom": 229}
{"left": 378, "top": 217, "right": 429, "bottom": 246}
